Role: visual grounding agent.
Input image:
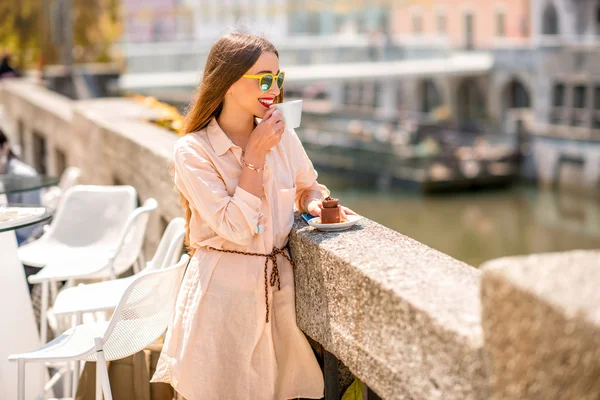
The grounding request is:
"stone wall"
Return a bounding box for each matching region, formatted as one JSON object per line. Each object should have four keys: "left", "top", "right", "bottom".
{"left": 0, "top": 80, "right": 180, "bottom": 256}
{"left": 289, "top": 218, "right": 487, "bottom": 399}
{"left": 2, "top": 79, "right": 600, "bottom": 399}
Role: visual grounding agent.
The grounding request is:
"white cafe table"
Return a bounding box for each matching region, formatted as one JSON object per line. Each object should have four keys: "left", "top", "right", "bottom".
{"left": 0, "top": 205, "right": 53, "bottom": 400}
{"left": 1, "top": 175, "right": 57, "bottom": 399}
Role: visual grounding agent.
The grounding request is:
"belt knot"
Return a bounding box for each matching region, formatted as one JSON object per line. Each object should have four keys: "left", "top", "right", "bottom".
{"left": 208, "top": 246, "right": 294, "bottom": 323}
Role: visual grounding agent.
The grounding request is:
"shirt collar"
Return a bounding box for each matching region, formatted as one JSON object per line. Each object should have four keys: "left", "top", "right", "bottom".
{"left": 207, "top": 117, "right": 264, "bottom": 157}
{"left": 208, "top": 117, "right": 235, "bottom": 157}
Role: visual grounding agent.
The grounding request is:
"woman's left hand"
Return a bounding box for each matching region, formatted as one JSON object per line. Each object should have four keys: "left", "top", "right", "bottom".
{"left": 307, "top": 199, "right": 357, "bottom": 219}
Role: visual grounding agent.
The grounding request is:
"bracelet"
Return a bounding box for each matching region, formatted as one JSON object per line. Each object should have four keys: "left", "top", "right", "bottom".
{"left": 241, "top": 154, "right": 263, "bottom": 173}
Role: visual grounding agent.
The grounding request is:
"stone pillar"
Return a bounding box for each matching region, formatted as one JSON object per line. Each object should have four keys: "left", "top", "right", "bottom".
{"left": 21, "top": 123, "right": 35, "bottom": 167}
{"left": 481, "top": 251, "right": 600, "bottom": 400}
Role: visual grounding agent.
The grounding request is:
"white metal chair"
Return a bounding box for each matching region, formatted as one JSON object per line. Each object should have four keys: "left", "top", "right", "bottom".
{"left": 145, "top": 217, "right": 186, "bottom": 271}
{"left": 23, "top": 196, "right": 157, "bottom": 399}
{"left": 28, "top": 198, "right": 158, "bottom": 347}
{"left": 9, "top": 254, "right": 190, "bottom": 400}
{"left": 41, "top": 167, "right": 82, "bottom": 210}
{"left": 46, "top": 217, "right": 185, "bottom": 395}
{"left": 18, "top": 185, "right": 138, "bottom": 269}
{"left": 52, "top": 217, "right": 186, "bottom": 322}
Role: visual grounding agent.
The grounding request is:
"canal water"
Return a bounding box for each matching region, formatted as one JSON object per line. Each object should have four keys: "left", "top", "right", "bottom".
{"left": 317, "top": 171, "right": 600, "bottom": 267}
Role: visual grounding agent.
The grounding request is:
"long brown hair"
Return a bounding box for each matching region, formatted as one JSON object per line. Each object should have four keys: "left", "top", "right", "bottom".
{"left": 178, "top": 32, "right": 284, "bottom": 255}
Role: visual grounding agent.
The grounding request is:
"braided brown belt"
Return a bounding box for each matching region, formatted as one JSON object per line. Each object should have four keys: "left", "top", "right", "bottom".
{"left": 207, "top": 246, "right": 294, "bottom": 323}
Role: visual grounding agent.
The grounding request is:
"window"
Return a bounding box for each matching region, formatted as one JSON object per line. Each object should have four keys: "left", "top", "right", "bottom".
{"left": 594, "top": 86, "right": 600, "bottom": 109}
{"left": 552, "top": 83, "right": 565, "bottom": 107}
{"left": 508, "top": 80, "right": 530, "bottom": 108}
{"left": 496, "top": 11, "right": 505, "bottom": 37}
{"left": 437, "top": 13, "right": 446, "bottom": 34}
{"left": 412, "top": 15, "right": 422, "bottom": 34}
{"left": 412, "top": 13, "right": 422, "bottom": 34}
{"left": 345, "top": 82, "right": 363, "bottom": 107}
{"left": 343, "top": 83, "right": 351, "bottom": 105}
{"left": 396, "top": 86, "right": 404, "bottom": 111}
{"left": 373, "top": 82, "right": 382, "bottom": 109}
{"left": 421, "top": 79, "right": 442, "bottom": 113}
{"left": 464, "top": 12, "right": 475, "bottom": 50}
{"left": 573, "top": 85, "right": 586, "bottom": 109}
{"left": 308, "top": 11, "right": 320, "bottom": 34}
{"left": 362, "top": 82, "right": 375, "bottom": 109}
{"left": 32, "top": 132, "right": 47, "bottom": 175}
{"left": 542, "top": 3, "right": 559, "bottom": 35}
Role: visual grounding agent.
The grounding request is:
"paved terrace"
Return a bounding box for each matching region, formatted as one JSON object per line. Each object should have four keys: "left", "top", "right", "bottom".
{"left": 1, "top": 79, "right": 600, "bottom": 399}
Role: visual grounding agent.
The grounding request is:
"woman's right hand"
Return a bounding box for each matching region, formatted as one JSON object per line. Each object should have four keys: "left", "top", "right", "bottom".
{"left": 245, "top": 107, "right": 285, "bottom": 162}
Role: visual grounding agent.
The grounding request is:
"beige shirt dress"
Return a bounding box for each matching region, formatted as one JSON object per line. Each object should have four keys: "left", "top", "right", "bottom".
{"left": 151, "top": 117, "right": 328, "bottom": 400}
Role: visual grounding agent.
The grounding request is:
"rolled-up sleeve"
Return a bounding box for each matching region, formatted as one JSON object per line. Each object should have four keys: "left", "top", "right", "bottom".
{"left": 173, "top": 143, "right": 261, "bottom": 246}
{"left": 287, "top": 129, "right": 330, "bottom": 212}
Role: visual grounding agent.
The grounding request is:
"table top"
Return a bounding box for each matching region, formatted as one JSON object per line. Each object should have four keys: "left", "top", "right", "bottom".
{"left": 0, "top": 204, "right": 54, "bottom": 233}
{"left": 0, "top": 175, "right": 60, "bottom": 195}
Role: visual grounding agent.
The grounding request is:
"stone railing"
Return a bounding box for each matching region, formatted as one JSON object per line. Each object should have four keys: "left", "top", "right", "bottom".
{"left": 1, "top": 79, "right": 599, "bottom": 399}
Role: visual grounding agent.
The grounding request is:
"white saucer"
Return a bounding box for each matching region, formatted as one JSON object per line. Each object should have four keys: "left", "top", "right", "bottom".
{"left": 308, "top": 214, "right": 362, "bottom": 232}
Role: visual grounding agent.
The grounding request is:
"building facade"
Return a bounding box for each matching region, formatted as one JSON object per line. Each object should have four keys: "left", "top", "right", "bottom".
{"left": 117, "top": 0, "right": 600, "bottom": 191}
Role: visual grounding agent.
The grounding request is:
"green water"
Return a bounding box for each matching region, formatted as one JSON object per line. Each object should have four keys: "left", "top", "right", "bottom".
{"left": 317, "top": 172, "right": 600, "bottom": 267}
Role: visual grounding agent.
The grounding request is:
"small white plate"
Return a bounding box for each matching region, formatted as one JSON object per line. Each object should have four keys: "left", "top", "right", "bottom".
{"left": 0, "top": 207, "right": 45, "bottom": 223}
{"left": 308, "top": 214, "right": 362, "bottom": 232}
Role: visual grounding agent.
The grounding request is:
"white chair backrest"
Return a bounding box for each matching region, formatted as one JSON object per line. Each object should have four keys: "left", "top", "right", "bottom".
{"left": 47, "top": 185, "right": 137, "bottom": 247}
{"left": 146, "top": 217, "right": 185, "bottom": 272}
{"left": 112, "top": 198, "right": 158, "bottom": 276}
{"left": 89, "top": 254, "right": 189, "bottom": 361}
{"left": 58, "top": 167, "right": 82, "bottom": 192}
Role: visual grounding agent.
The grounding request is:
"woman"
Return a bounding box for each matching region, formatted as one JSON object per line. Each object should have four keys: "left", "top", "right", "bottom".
{"left": 0, "top": 54, "right": 20, "bottom": 79}
{"left": 151, "top": 33, "right": 355, "bottom": 399}
{"left": 0, "top": 129, "right": 40, "bottom": 245}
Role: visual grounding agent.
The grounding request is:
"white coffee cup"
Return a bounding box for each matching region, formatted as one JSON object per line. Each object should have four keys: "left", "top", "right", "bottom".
{"left": 273, "top": 100, "right": 303, "bottom": 129}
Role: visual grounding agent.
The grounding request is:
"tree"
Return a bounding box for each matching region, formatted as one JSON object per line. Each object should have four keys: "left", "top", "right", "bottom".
{"left": 0, "top": 0, "right": 42, "bottom": 67}
{"left": 0, "top": 0, "right": 121, "bottom": 69}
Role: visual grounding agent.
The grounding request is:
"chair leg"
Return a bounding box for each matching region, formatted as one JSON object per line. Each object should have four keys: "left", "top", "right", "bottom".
{"left": 40, "top": 280, "right": 49, "bottom": 397}
{"left": 69, "top": 311, "right": 83, "bottom": 396}
{"left": 133, "top": 257, "right": 141, "bottom": 274}
{"left": 17, "top": 359, "right": 25, "bottom": 400}
{"left": 50, "top": 281, "right": 58, "bottom": 302}
{"left": 94, "top": 338, "right": 113, "bottom": 400}
{"left": 44, "top": 369, "right": 63, "bottom": 395}
{"left": 95, "top": 359, "right": 102, "bottom": 400}
{"left": 63, "top": 362, "right": 72, "bottom": 397}
{"left": 138, "top": 252, "right": 146, "bottom": 272}
{"left": 72, "top": 359, "right": 81, "bottom": 396}
{"left": 40, "top": 281, "right": 49, "bottom": 343}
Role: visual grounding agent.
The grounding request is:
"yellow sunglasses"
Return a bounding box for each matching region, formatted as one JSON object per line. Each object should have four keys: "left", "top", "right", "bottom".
{"left": 242, "top": 71, "right": 285, "bottom": 92}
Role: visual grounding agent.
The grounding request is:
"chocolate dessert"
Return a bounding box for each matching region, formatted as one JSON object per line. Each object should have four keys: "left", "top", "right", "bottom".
{"left": 321, "top": 196, "right": 342, "bottom": 224}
